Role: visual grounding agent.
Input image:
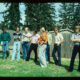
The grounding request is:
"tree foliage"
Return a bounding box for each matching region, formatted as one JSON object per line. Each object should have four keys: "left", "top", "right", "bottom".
{"left": 24, "top": 3, "right": 56, "bottom": 31}
{"left": 3, "top": 3, "right": 21, "bottom": 30}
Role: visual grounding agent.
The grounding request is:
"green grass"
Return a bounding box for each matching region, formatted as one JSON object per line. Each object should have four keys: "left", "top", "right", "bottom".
{"left": 0, "top": 53, "right": 80, "bottom": 77}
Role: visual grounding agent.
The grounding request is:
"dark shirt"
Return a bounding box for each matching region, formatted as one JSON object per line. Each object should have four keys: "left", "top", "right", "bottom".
{"left": 0, "top": 32, "right": 11, "bottom": 44}
{"left": 13, "top": 32, "right": 22, "bottom": 41}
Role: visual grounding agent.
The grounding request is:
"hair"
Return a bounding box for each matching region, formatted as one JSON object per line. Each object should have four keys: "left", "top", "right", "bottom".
{"left": 25, "top": 27, "right": 29, "bottom": 29}
{"left": 75, "top": 26, "right": 80, "bottom": 32}
{"left": 40, "top": 27, "right": 45, "bottom": 32}
{"left": 34, "top": 30, "right": 37, "bottom": 34}
{"left": 54, "top": 27, "right": 59, "bottom": 31}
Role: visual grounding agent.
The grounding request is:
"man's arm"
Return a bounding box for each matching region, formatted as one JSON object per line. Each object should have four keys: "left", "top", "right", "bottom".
{"left": 8, "top": 33, "right": 11, "bottom": 42}
{"left": 58, "top": 39, "right": 64, "bottom": 45}
{"left": 72, "top": 39, "right": 80, "bottom": 42}
{"left": 57, "top": 34, "right": 64, "bottom": 46}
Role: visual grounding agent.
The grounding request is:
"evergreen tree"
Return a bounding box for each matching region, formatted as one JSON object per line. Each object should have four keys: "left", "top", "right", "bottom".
{"left": 59, "top": 3, "right": 75, "bottom": 29}
{"left": 3, "top": 3, "right": 21, "bottom": 30}
{"left": 74, "top": 3, "right": 80, "bottom": 27}
{"left": 24, "top": 3, "right": 56, "bottom": 31}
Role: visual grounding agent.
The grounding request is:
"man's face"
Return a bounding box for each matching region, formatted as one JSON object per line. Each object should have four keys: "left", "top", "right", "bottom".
{"left": 25, "top": 28, "right": 28, "bottom": 32}
{"left": 3, "top": 28, "right": 7, "bottom": 33}
{"left": 16, "top": 27, "right": 20, "bottom": 32}
{"left": 75, "top": 27, "right": 80, "bottom": 33}
{"left": 40, "top": 29, "right": 42, "bottom": 33}
{"left": 54, "top": 29, "right": 58, "bottom": 34}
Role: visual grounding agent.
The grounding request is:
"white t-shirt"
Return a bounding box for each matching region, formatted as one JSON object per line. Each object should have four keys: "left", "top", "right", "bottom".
{"left": 54, "top": 33, "right": 64, "bottom": 44}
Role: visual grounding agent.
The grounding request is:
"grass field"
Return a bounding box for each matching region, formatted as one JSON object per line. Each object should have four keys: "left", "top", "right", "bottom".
{"left": 0, "top": 53, "right": 80, "bottom": 77}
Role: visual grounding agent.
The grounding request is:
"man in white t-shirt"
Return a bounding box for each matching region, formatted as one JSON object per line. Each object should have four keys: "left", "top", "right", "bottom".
{"left": 52, "top": 27, "right": 64, "bottom": 66}
{"left": 26, "top": 30, "right": 40, "bottom": 62}
{"left": 22, "top": 27, "right": 32, "bottom": 61}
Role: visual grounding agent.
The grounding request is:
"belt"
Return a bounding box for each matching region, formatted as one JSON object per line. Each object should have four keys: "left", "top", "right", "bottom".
{"left": 54, "top": 44, "right": 61, "bottom": 46}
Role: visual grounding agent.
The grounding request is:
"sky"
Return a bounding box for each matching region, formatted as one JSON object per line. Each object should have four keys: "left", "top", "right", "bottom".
{"left": 0, "top": 3, "right": 61, "bottom": 24}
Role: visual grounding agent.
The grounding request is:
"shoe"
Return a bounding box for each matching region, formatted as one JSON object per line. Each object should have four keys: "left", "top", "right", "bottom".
{"left": 41, "top": 66, "right": 47, "bottom": 68}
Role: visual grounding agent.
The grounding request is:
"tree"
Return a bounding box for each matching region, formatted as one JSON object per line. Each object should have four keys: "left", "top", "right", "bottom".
{"left": 24, "top": 3, "right": 56, "bottom": 31}
{"left": 74, "top": 3, "right": 80, "bottom": 27}
{"left": 59, "top": 3, "right": 75, "bottom": 29}
{"left": 3, "top": 3, "right": 21, "bottom": 30}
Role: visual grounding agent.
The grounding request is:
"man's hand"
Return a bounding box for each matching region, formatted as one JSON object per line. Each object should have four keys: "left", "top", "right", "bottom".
{"left": 57, "top": 42, "right": 61, "bottom": 46}
{"left": 76, "top": 40, "right": 80, "bottom": 42}
{"left": 41, "top": 41, "right": 44, "bottom": 45}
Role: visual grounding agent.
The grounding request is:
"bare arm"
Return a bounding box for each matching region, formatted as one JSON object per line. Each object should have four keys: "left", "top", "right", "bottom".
{"left": 72, "top": 39, "right": 80, "bottom": 42}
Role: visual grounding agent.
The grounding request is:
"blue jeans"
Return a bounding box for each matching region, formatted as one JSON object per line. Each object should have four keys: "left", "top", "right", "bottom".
{"left": 45, "top": 44, "right": 50, "bottom": 62}
{"left": 69, "top": 45, "right": 80, "bottom": 71}
{"left": 52, "top": 44, "right": 61, "bottom": 66}
{"left": 38, "top": 44, "right": 47, "bottom": 68}
{"left": 11, "top": 41, "right": 21, "bottom": 61}
{"left": 22, "top": 42, "right": 29, "bottom": 60}
{"left": 2, "top": 41, "right": 9, "bottom": 59}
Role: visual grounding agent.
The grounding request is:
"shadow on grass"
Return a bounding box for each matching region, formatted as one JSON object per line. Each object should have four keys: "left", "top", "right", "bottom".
{"left": 61, "top": 64, "right": 78, "bottom": 71}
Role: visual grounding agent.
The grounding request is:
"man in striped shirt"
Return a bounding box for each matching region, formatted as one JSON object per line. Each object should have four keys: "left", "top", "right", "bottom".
{"left": 11, "top": 27, "right": 22, "bottom": 61}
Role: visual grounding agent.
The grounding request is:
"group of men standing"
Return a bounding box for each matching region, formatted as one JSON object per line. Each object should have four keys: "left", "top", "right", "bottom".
{"left": 0, "top": 26, "right": 80, "bottom": 72}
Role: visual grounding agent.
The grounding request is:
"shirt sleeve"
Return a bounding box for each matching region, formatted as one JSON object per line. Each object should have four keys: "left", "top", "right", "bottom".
{"left": 60, "top": 34, "right": 64, "bottom": 41}
{"left": 71, "top": 34, "right": 75, "bottom": 40}
{"left": 21, "top": 33, "right": 24, "bottom": 41}
{"left": 0, "top": 34, "right": 1, "bottom": 44}
{"left": 44, "top": 34, "right": 48, "bottom": 44}
{"left": 39, "top": 35, "right": 43, "bottom": 44}
{"left": 38, "top": 34, "right": 40, "bottom": 39}
{"left": 29, "top": 33, "right": 32, "bottom": 37}
{"left": 13, "top": 32, "right": 16, "bottom": 39}
{"left": 8, "top": 33, "right": 11, "bottom": 42}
